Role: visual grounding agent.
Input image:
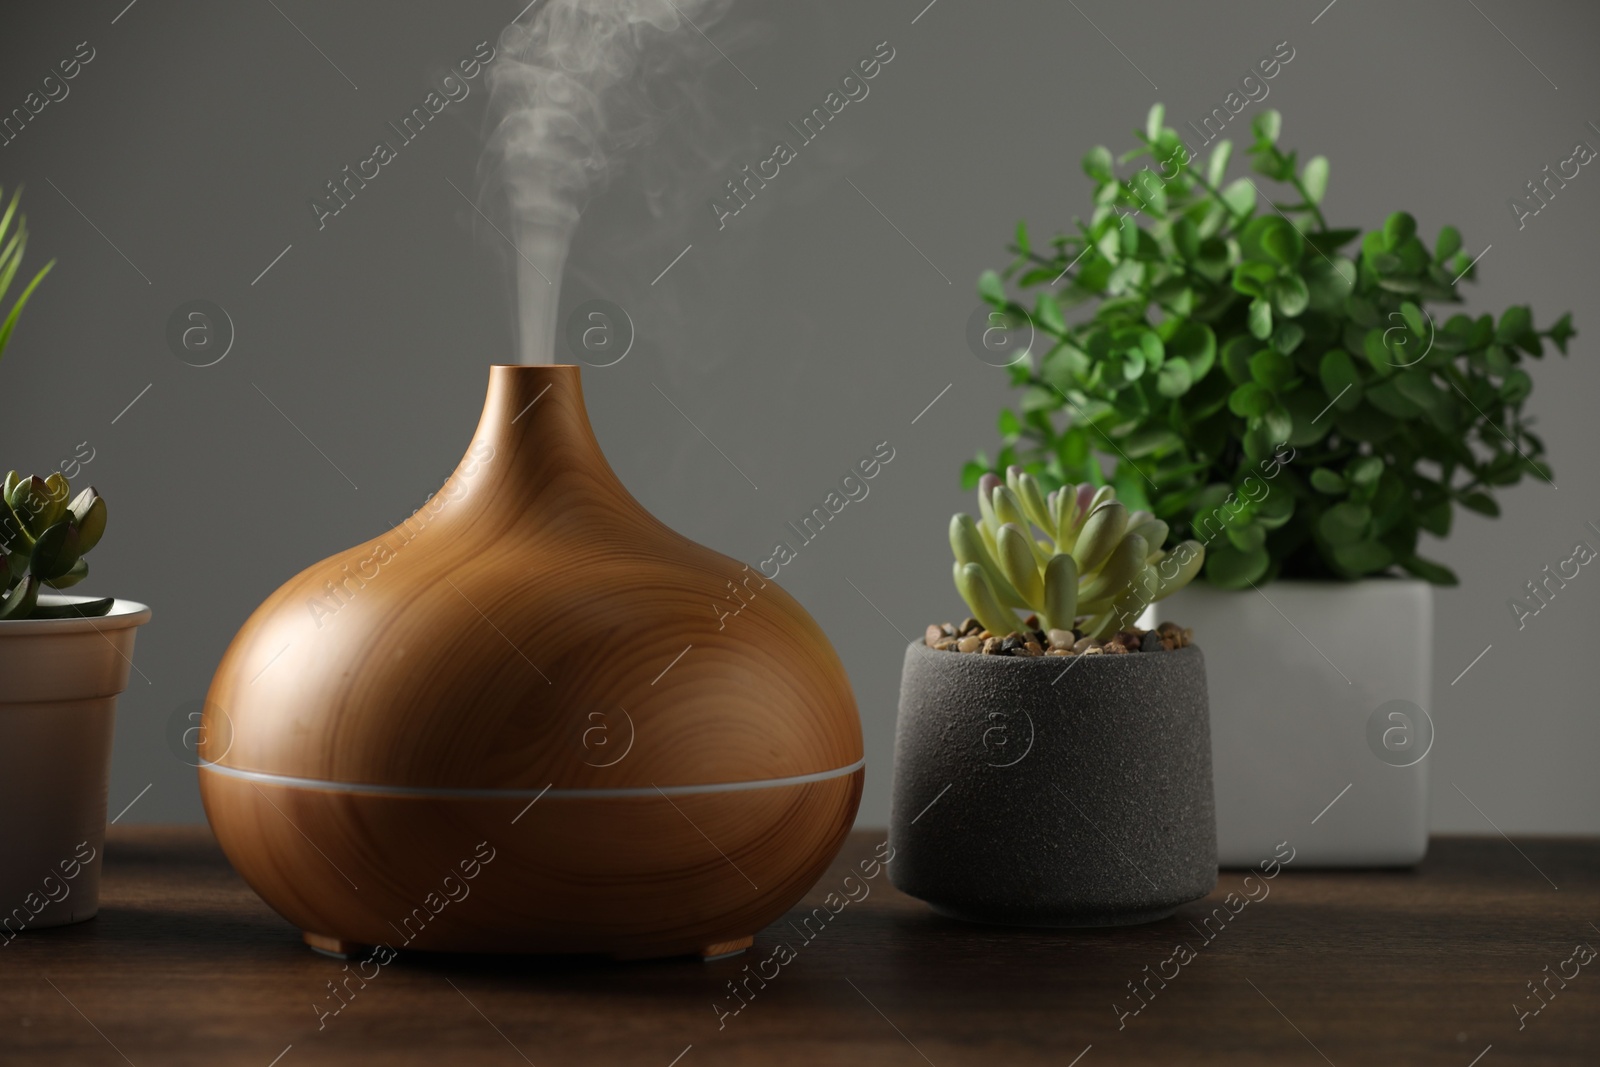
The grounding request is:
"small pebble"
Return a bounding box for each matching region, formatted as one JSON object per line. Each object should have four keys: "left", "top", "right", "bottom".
{"left": 1047, "top": 628, "right": 1075, "bottom": 651}
{"left": 957, "top": 635, "right": 982, "bottom": 654}
{"left": 1141, "top": 630, "right": 1162, "bottom": 653}
{"left": 933, "top": 638, "right": 958, "bottom": 651}
{"left": 1023, "top": 613, "right": 1040, "bottom": 630}
{"left": 1046, "top": 648, "right": 1071, "bottom": 657}
{"left": 1023, "top": 640, "right": 1044, "bottom": 656}
{"left": 1081, "top": 644, "right": 1105, "bottom": 655}
{"left": 925, "top": 624, "right": 944, "bottom": 647}
{"left": 999, "top": 634, "right": 1025, "bottom": 653}
{"left": 941, "top": 622, "right": 958, "bottom": 637}
{"left": 981, "top": 637, "right": 1003, "bottom": 654}
{"left": 960, "top": 617, "right": 981, "bottom": 635}
{"left": 1072, "top": 637, "right": 1100, "bottom": 654}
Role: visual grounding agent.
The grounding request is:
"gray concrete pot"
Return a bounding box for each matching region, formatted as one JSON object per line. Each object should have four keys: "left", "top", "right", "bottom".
{"left": 889, "top": 641, "right": 1216, "bottom": 926}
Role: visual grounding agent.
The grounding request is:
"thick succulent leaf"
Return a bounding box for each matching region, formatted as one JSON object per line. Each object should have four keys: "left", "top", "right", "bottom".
{"left": 1073, "top": 501, "right": 1129, "bottom": 574}
{"left": 1042, "top": 553, "right": 1079, "bottom": 632}
{"left": 69, "top": 489, "right": 106, "bottom": 554}
{"left": 29, "top": 596, "right": 114, "bottom": 619}
{"left": 29, "top": 518, "right": 82, "bottom": 581}
{"left": 954, "top": 561, "right": 1016, "bottom": 637}
{"left": 0, "top": 574, "right": 39, "bottom": 620}
{"left": 44, "top": 557, "right": 88, "bottom": 589}
{"left": 950, "top": 514, "right": 1027, "bottom": 608}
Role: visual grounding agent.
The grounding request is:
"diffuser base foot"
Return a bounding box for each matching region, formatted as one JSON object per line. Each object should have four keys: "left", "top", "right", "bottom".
{"left": 698, "top": 936, "right": 753, "bottom": 960}
{"left": 304, "top": 932, "right": 369, "bottom": 959}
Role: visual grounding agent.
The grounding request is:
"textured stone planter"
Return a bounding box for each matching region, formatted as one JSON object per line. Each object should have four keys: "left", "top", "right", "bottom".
{"left": 0, "top": 597, "right": 151, "bottom": 935}
{"left": 889, "top": 641, "right": 1216, "bottom": 926}
{"left": 1158, "top": 579, "right": 1432, "bottom": 867}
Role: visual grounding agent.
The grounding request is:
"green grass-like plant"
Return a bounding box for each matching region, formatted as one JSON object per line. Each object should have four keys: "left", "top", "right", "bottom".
{"left": 969, "top": 106, "right": 1574, "bottom": 588}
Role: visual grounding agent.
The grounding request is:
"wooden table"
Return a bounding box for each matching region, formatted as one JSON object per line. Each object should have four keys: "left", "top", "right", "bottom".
{"left": 1, "top": 829, "right": 1596, "bottom": 1065}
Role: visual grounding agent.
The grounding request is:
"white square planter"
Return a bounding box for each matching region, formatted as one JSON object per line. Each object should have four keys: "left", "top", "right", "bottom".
{"left": 1155, "top": 579, "right": 1432, "bottom": 867}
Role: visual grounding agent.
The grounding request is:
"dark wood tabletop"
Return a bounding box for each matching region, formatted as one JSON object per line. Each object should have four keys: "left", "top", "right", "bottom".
{"left": 1, "top": 828, "right": 1596, "bottom": 1065}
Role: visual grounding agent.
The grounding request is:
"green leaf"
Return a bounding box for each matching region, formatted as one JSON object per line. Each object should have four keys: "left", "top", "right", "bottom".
{"left": 1226, "top": 520, "right": 1266, "bottom": 552}
{"left": 1145, "top": 103, "right": 1165, "bottom": 142}
{"left": 1310, "top": 468, "right": 1346, "bottom": 494}
{"left": 0, "top": 574, "right": 39, "bottom": 620}
{"left": 1232, "top": 260, "right": 1278, "bottom": 298}
{"left": 1035, "top": 291, "right": 1065, "bottom": 334}
{"left": 978, "top": 269, "right": 1005, "bottom": 305}
{"left": 1331, "top": 540, "right": 1393, "bottom": 575}
{"left": 1497, "top": 305, "right": 1532, "bottom": 343}
{"left": 1207, "top": 140, "right": 1233, "bottom": 187}
{"left": 1401, "top": 555, "right": 1458, "bottom": 585}
{"left": 1301, "top": 156, "right": 1329, "bottom": 204}
{"left": 1435, "top": 225, "right": 1462, "bottom": 264}
{"left": 1156, "top": 358, "right": 1193, "bottom": 397}
{"left": 1319, "top": 349, "right": 1361, "bottom": 408}
{"left": 1548, "top": 311, "right": 1576, "bottom": 354}
{"left": 1460, "top": 491, "right": 1500, "bottom": 517}
{"left": 1347, "top": 455, "right": 1384, "bottom": 485}
{"left": 1366, "top": 379, "right": 1421, "bottom": 417}
{"left": 1206, "top": 542, "right": 1269, "bottom": 588}
{"left": 29, "top": 519, "right": 82, "bottom": 581}
{"left": 1083, "top": 146, "right": 1115, "bottom": 183}
{"left": 1228, "top": 382, "right": 1274, "bottom": 417}
{"left": 1272, "top": 274, "right": 1310, "bottom": 318}
{"left": 1272, "top": 322, "right": 1305, "bottom": 355}
{"left": 1304, "top": 255, "right": 1356, "bottom": 310}
{"left": 1252, "top": 109, "right": 1282, "bottom": 145}
{"left": 29, "top": 595, "right": 114, "bottom": 618}
{"left": 1221, "top": 335, "right": 1256, "bottom": 383}
{"left": 69, "top": 489, "right": 106, "bottom": 553}
{"left": 1382, "top": 211, "right": 1416, "bottom": 249}
{"left": 1248, "top": 298, "right": 1273, "bottom": 339}
{"left": 1167, "top": 321, "right": 1216, "bottom": 379}
{"left": 1318, "top": 501, "right": 1371, "bottom": 545}
{"left": 1220, "top": 177, "right": 1257, "bottom": 216}
{"left": 1260, "top": 219, "right": 1304, "bottom": 266}
{"left": 1261, "top": 403, "right": 1293, "bottom": 443}
{"left": 1255, "top": 490, "right": 1294, "bottom": 529}
{"left": 1250, "top": 349, "right": 1295, "bottom": 391}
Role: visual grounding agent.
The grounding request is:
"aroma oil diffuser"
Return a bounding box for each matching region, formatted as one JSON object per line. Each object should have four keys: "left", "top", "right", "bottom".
{"left": 200, "top": 365, "right": 863, "bottom": 959}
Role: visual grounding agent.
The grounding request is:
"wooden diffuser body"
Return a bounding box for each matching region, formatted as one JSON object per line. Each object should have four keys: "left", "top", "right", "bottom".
{"left": 200, "top": 365, "right": 863, "bottom": 960}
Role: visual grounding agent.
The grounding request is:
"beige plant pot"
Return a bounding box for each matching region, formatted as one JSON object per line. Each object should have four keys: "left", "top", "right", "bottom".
{"left": 0, "top": 597, "right": 150, "bottom": 936}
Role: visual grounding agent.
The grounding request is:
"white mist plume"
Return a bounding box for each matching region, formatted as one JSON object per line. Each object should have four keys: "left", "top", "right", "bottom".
{"left": 485, "top": 0, "right": 735, "bottom": 364}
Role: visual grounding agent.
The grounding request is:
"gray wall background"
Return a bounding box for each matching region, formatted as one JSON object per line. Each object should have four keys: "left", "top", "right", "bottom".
{"left": 1, "top": 0, "right": 1596, "bottom": 832}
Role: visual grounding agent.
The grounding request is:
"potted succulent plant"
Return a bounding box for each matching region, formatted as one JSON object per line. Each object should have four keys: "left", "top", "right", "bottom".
{"left": 0, "top": 188, "right": 150, "bottom": 936}
{"left": 966, "top": 106, "right": 1573, "bottom": 866}
{"left": 889, "top": 468, "right": 1217, "bottom": 925}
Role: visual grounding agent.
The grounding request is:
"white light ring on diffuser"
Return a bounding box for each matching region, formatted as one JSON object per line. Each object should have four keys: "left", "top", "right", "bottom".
{"left": 199, "top": 756, "right": 866, "bottom": 799}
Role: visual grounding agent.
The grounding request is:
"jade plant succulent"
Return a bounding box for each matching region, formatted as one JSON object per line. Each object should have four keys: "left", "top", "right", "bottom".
{"left": 0, "top": 473, "right": 110, "bottom": 619}
{"left": 951, "top": 467, "right": 1204, "bottom": 640}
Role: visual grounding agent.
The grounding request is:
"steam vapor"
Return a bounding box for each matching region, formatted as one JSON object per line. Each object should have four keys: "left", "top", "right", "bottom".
{"left": 485, "top": 0, "right": 734, "bottom": 364}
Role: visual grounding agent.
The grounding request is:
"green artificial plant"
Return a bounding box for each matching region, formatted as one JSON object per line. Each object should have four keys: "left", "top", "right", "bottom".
{"left": 969, "top": 105, "right": 1574, "bottom": 588}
